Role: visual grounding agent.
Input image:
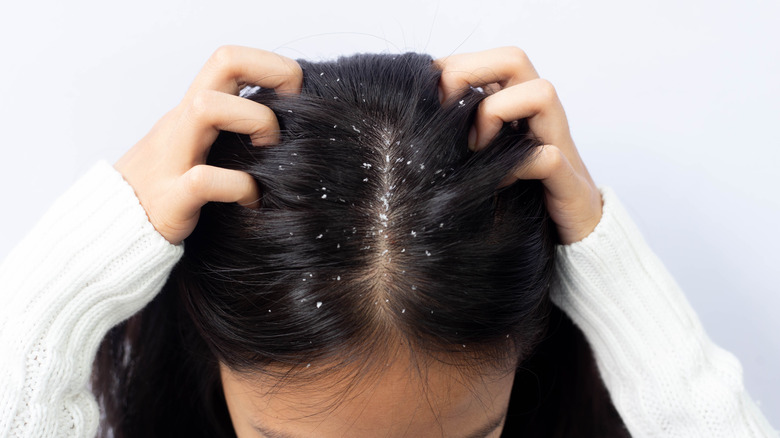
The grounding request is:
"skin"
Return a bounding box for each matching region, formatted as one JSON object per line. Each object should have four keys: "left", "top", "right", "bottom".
{"left": 113, "top": 45, "right": 603, "bottom": 433}
{"left": 220, "top": 353, "right": 517, "bottom": 438}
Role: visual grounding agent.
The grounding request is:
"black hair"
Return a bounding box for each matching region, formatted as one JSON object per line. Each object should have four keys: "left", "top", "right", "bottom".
{"left": 92, "top": 52, "right": 629, "bottom": 437}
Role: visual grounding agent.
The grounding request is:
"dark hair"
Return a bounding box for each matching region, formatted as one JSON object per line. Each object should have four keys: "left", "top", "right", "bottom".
{"left": 92, "top": 52, "right": 628, "bottom": 437}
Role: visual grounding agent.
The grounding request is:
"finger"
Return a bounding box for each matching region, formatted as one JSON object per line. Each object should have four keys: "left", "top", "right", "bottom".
{"left": 177, "top": 165, "right": 262, "bottom": 214}
{"left": 498, "top": 145, "right": 579, "bottom": 201}
{"left": 472, "top": 78, "right": 579, "bottom": 161}
{"left": 187, "top": 45, "right": 303, "bottom": 96}
{"left": 175, "top": 89, "right": 280, "bottom": 159}
{"left": 433, "top": 46, "right": 540, "bottom": 104}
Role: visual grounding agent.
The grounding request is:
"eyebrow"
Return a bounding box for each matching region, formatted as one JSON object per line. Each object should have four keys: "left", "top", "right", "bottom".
{"left": 252, "top": 409, "right": 507, "bottom": 438}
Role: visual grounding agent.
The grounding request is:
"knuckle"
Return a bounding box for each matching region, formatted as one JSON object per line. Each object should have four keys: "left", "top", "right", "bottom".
{"left": 188, "top": 89, "right": 214, "bottom": 120}
{"left": 288, "top": 59, "right": 303, "bottom": 78}
{"left": 544, "top": 145, "right": 565, "bottom": 170}
{"left": 209, "top": 44, "right": 238, "bottom": 66}
{"left": 502, "top": 46, "right": 530, "bottom": 67}
{"left": 183, "top": 165, "right": 210, "bottom": 195}
{"left": 281, "top": 60, "right": 304, "bottom": 91}
{"left": 535, "top": 78, "right": 558, "bottom": 102}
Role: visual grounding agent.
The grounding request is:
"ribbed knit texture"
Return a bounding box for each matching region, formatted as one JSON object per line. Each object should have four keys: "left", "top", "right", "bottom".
{"left": 0, "top": 160, "right": 776, "bottom": 437}
{"left": 553, "top": 186, "right": 778, "bottom": 437}
{"left": 0, "top": 160, "right": 183, "bottom": 437}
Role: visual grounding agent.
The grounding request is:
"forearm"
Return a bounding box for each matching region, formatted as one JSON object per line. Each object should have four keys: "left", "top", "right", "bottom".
{"left": 0, "top": 160, "right": 184, "bottom": 437}
{"left": 552, "top": 185, "right": 778, "bottom": 437}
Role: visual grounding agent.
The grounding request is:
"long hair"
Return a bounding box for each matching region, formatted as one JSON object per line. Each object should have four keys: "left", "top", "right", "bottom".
{"left": 92, "top": 52, "right": 629, "bottom": 437}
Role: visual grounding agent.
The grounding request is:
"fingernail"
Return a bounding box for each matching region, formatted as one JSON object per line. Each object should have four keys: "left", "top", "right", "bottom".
{"left": 468, "top": 125, "right": 477, "bottom": 150}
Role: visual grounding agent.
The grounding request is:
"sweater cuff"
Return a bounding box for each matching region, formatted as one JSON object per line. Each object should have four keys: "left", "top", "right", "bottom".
{"left": 550, "top": 185, "right": 777, "bottom": 436}
{"left": 0, "top": 160, "right": 183, "bottom": 435}
{"left": 551, "top": 185, "right": 715, "bottom": 383}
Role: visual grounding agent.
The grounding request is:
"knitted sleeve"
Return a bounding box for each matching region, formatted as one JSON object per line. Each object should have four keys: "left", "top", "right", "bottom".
{"left": 0, "top": 160, "right": 184, "bottom": 438}
{"left": 552, "top": 185, "right": 778, "bottom": 437}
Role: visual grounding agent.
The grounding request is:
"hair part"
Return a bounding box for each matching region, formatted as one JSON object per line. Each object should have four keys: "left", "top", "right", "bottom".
{"left": 92, "top": 51, "right": 628, "bottom": 438}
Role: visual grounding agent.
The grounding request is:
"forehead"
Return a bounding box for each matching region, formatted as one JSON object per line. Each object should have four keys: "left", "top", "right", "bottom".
{"left": 219, "top": 354, "right": 516, "bottom": 437}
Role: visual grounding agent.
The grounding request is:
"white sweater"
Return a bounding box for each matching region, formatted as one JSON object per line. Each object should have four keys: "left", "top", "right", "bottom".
{"left": 0, "top": 160, "right": 776, "bottom": 438}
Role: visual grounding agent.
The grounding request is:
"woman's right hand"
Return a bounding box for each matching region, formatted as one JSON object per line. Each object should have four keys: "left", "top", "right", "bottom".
{"left": 434, "top": 47, "right": 603, "bottom": 245}
{"left": 113, "top": 45, "right": 303, "bottom": 245}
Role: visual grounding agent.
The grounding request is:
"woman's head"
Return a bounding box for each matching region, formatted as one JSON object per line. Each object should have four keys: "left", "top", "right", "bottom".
{"left": 174, "top": 52, "right": 555, "bottom": 436}
{"left": 93, "top": 51, "right": 623, "bottom": 438}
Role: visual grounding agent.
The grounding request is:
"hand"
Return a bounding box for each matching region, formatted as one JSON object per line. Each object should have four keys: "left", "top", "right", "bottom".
{"left": 434, "top": 47, "right": 603, "bottom": 245}
{"left": 113, "top": 45, "right": 303, "bottom": 245}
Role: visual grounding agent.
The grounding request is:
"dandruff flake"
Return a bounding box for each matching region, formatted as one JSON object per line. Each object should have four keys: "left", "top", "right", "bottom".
{"left": 316, "top": 301, "right": 323, "bottom": 308}
{"left": 316, "top": 234, "right": 323, "bottom": 239}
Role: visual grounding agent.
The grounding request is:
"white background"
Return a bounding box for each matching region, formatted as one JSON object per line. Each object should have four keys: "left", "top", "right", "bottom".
{"left": 1, "top": 0, "right": 778, "bottom": 427}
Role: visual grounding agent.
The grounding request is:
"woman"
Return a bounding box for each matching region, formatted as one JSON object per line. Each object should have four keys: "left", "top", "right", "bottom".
{"left": 0, "top": 46, "right": 775, "bottom": 437}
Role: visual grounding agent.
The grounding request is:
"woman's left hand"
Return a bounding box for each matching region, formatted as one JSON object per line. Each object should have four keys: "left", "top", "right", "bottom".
{"left": 434, "top": 46, "right": 603, "bottom": 245}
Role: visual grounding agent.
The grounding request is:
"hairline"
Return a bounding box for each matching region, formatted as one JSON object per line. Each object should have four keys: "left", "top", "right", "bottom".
{"left": 250, "top": 406, "right": 509, "bottom": 438}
